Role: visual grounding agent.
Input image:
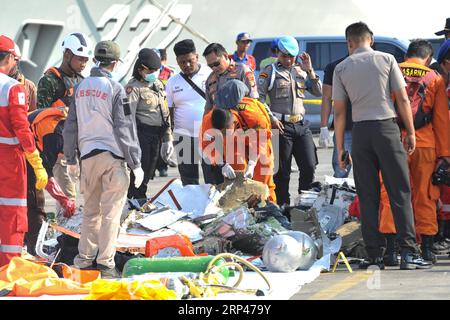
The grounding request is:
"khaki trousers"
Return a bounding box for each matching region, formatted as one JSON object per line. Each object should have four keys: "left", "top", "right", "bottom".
{"left": 53, "top": 154, "right": 77, "bottom": 210}
{"left": 74, "top": 152, "right": 129, "bottom": 269}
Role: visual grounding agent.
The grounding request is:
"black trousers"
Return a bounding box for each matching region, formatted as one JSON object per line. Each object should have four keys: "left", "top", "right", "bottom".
{"left": 25, "top": 163, "right": 46, "bottom": 256}
{"left": 352, "top": 118, "right": 418, "bottom": 257}
{"left": 175, "top": 135, "right": 201, "bottom": 186}
{"left": 202, "top": 162, "right": 224, "bottom": 185}
{"left": 128, "top": 124, "right": 162, "bottom": 199}
{"left": 274, "top": 120, "right": 318, "bottom": 206}
{"left": 156, "top": 152, "right": 168, "bottom": 172}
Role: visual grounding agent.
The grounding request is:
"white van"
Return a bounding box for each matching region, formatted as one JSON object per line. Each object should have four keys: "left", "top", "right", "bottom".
{"left": 248, "top": 36, "right": 410, "bottom": 132}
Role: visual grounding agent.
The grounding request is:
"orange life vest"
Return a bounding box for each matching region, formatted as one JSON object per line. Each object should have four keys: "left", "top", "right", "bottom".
{"left": 28, "top": 107, "right": 68, "bottom": 152}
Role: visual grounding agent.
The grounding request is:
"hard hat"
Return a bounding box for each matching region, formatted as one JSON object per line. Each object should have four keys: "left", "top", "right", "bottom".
{"left": 62, "top": 33, "right": 92, "bottom": 58}
{"left": 278, "top": 36, "right": 299, "bottom": 57}
{"left": 0, "top": 35, "right": 21, "bottom": 59}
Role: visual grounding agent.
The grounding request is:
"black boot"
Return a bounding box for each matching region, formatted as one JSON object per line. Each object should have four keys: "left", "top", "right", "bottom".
{"left": 359, "top": 257, "right": 385, "bottom": 270}
{"left": 383, "top": 234, "right": 399, "bottom": 266}
{"left": 421, "top": 235, "right": 437, "bottom": 264}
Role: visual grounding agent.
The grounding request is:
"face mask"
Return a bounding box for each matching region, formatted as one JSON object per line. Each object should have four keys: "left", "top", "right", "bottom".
{"left": 144, "top": 70, "right": 160, "bottom": 83}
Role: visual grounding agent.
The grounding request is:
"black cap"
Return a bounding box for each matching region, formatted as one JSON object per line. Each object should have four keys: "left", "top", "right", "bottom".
{"left": 138, "top": 48, "right": 161, "bottom": 70}
{"left": 173, "top": 39, "right": 196, "bottom": 57}
{"left": 435, "top": 18, "right": 450, "bottom": 36}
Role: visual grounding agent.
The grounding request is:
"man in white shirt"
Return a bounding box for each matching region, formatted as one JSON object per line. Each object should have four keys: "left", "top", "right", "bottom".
{"left": 166, "top": 39, "right": 215, "bottom": 185}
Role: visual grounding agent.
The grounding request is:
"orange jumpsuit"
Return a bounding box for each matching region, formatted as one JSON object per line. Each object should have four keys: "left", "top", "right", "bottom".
{"left": 199, "top": 99, "right": 276, "bottom": 203}
{"left": 379, "top": 59, "right": 450, "bottom": 236}
{"left": 228, "top": 97, "right": 276, "bottom": 203}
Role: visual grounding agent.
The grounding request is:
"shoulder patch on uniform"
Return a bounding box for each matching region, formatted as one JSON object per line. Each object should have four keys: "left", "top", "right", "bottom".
{"left": 245, "top": 71, "right": 256, "bottom": 87}
{"left": 126, "top": 86, "right": 133, "bottom": 94}
{"left": 260, "top": 72, "right": 269, "bottom": 79}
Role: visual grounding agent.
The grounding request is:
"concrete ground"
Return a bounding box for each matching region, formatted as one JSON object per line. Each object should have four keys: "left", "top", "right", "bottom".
{"left": 44, "top": 135, "right": 450, "bottom": 299}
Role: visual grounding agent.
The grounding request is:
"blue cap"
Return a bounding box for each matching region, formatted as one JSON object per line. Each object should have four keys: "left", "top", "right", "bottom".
{"left": 278, "top": 36, "right": 299, "bottom": 56}
{"left": 152, "top": 48, "right": 161, "bottom": 58}
{"left": 215, "top": 80, "right": 249, "bottom": 109}
{"left": 270, "top": 38, "right": 279, "bottom": 50}
{"left": 437, "top": 39, "right": 450, "bottom": 64}
{"left": 237, "top": 32, "right": 252, "bottom": 42}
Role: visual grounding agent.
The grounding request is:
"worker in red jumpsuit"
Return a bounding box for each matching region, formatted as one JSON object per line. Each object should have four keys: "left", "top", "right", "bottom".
{"left": 0, "top": 35, "right": 48, "bottom": 267}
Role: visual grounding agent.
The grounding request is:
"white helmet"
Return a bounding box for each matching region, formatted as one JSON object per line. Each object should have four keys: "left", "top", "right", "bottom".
{"left": 61, "top": 33, "right": 92, "bottom": 58}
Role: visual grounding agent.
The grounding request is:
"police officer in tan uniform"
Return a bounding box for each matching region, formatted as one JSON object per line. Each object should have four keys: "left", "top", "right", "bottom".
{"left": 126, "top": 48, "right": 174, "bottom": 199}
{"left": 258, "top": 36, "right": 322, "bottom": 207}
{"left": 202, "top": 43, "right": 260, "bottom": 114}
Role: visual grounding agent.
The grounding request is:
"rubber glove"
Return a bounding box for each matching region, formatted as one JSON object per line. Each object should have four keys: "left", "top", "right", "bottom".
{"left": 133, "top": 167, "right": 145, "bottom": 188}
{"left": 45, "top": 177, "right": 76, "bottom": 218}
{"left": 160, "top": 141, "right": 175, "bottom": 162}
{"left": 25, "top": 149, "right": 48, "bottom": 190}
{"left": 221, "top": 163, "right": 236, "bottom": 180}
{"left": 244, "top": 160, "right": 257, "bottom": 179}
{"left": 319, "top": 127, "right": 332, "bottom": 148}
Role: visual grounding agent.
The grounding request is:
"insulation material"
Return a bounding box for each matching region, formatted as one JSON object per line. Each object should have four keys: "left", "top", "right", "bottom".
{"left": 150, "top": 179, "right": 223, "bottom": 218}
{"left": 217, "top": 173, "right": 269, "bottom": 212}
{"left": 136, "top": 208, "right": 188, "bottom": 231}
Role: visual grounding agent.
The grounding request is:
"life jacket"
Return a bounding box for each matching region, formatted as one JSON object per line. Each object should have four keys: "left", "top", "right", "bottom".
{"left": 28, "top": 107, "right": 68, "bottom": 152}
{"left": 397, "top": 62, "right": 439, "bottom": 130}
{"left": 45, "top": 67, "right": 81, "bottom": 108}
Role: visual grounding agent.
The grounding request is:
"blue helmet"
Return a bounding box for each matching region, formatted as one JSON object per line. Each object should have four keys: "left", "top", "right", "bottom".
{"left": 278, "top": 36, "right": 299, "bottom": 56}
{"left": 437, "top": 39, "right": 450, "bottom": 64}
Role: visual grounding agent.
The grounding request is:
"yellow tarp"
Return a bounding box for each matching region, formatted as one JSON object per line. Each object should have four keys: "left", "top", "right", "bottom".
{"left": 0, "top": 257, "right": 91, "bottom": 297}
{"left": 84, "top": 279, "right": 177, "bottom": 300}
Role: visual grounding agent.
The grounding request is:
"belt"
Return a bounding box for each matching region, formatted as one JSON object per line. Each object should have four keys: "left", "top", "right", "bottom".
{"left": 272, "top": 112, "right": 304, "bottom": 124}
{"left": 354, "top": 117, "right": 397, "bottom": 124}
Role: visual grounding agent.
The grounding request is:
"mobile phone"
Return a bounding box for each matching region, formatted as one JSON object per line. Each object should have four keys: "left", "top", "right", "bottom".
{"left": 341, "top": 151, "right": 350, "bottom": 166}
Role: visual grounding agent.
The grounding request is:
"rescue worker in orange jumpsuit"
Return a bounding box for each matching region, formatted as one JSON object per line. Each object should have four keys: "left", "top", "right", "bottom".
{"left": 378, "top": 40, "right": 450, "bottom": 264}
{"left": 0, "top": 35, "right": 48, "bottom": 267}
{"left": 25, "top": 107, "right": 77, "bottom": 255}
{"left": 199, "top": 108, "right": 225, "bottom": 185}
{"left": 210, "top": 79, "right": 276, "bottom": 203}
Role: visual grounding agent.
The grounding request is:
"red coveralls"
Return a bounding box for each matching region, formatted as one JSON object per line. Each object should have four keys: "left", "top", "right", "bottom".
{"left": 0, "top": 73, "right": 36, "bottom": 266}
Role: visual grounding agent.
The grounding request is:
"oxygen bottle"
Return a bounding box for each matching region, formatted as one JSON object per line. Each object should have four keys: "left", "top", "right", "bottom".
{"left": 122, "top": 256, "right": 231, "bottom": 282}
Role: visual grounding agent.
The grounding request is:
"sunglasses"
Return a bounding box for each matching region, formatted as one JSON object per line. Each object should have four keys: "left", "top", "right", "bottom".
{"left": 208, "top": 60, "right": 221, "bottom": 69}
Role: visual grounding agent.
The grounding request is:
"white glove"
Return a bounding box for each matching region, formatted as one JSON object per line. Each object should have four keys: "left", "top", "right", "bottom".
{"left": 160, "top": 141, "right": 175, "bottom": 162}
{"left": 132, "top": 167, "right": 144, "bottom": 189}
{"left": 244, "top": 160, "right": 257, "bottom": 179}
{"left": 221, "top": 163, "right": 236, "bottom": 180}
{"left": 68, "top": 164, "right": 80, "bottom": 180}
{"left": 319, "top": 127, "right": 332, "bottom": 148}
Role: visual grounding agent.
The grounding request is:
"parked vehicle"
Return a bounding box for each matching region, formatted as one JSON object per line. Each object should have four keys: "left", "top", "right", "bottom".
{"left": 248, "top": 36, "right": 410, "bottom": 132}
